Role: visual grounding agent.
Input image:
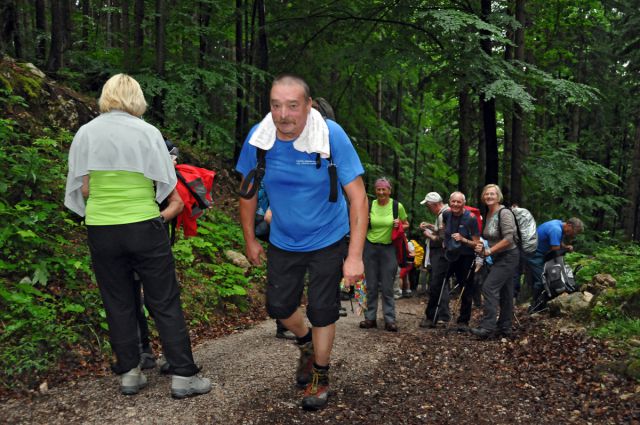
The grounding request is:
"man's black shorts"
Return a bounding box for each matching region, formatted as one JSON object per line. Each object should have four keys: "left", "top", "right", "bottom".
{"left": 266, "top": 237, "right": 348, "bottom": 327}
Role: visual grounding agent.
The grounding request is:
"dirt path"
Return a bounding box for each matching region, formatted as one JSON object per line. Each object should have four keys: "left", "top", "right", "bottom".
{"left": 1, "top": 297, "right": 638, "bottom": 424}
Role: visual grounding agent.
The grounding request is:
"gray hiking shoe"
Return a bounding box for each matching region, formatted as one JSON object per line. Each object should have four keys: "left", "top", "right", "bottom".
{"left": 157, "top": 357, "right": 171, "bottom": 375}
{"left": 139, "top": 351, "right": 157, "bottom": 370}
{"left": 171, "top": 375, "right": 212, "bottom": 399}
{"left": 120, "top": 366, "right": 147, "bottom": 395}
{"left": 296, "top": 341, "right": 315, "bottom": 388}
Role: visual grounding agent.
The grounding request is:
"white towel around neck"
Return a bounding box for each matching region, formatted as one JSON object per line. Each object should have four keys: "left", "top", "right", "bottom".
{"left": 248, "top": 108, "right": 330, "bottom": 158}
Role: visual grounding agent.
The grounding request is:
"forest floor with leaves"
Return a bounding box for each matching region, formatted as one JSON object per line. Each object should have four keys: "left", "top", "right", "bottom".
{"left": 1, "top": 295, "right": 638, "bottom": 425}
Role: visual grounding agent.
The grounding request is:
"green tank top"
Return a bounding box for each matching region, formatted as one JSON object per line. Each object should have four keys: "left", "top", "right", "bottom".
{"left": 367, "top": 199, "right": 408, "bottom": 244}
{"left": 85, "top": 171, "right": 160, "bottom": 225}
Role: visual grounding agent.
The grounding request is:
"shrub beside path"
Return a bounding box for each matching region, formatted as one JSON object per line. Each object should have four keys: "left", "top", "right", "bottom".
{"left": 1, "top": 297, "right": 638, "bottom": 424}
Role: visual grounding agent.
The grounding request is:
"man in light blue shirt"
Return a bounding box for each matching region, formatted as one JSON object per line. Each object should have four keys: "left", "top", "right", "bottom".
{"left": 236, "top": 75, "right": 368, "bottom": 410}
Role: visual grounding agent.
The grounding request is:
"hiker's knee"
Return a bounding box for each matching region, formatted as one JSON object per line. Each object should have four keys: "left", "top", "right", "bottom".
{"left": 306, "top": 306, "right": 339, "bottom": 327}
{"left": 266, "top": 301, "right": 298, "bottom": 320}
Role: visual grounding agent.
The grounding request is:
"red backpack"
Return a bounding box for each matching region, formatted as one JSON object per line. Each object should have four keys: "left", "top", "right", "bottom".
{"left": 464, "top": 205, "right": 483, "bottom": 233}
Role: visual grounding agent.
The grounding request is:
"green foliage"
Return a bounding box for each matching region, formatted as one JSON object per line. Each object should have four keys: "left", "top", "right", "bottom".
{"left": 569, "top": 244, "right": 640, "bottom": 341}
{"left": 172, "top": 210, "right": 254, "bottom": 319}
{"left": 525, "top": 143, "right": 624, "bottom": 226}
{"left": 0, "top": 117, "right": 255, "bottom": 390}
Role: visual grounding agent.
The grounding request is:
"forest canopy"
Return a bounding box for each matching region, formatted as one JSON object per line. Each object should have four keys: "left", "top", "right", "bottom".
{"left": 0, "top": 0, "right": 639, "bottom": 237}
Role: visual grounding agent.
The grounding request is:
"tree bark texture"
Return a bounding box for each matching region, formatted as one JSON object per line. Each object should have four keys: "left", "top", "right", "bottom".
{"left": 393, "top": 80, "right": 403, "bottom": 186}
{"left": 153, "top": 0, "right": 166, "bottom": 125}
{"left": 155, "top": 0, "right": 166, "bottom": 76}
{"left": 121, "top": 1, "right": 130, "bottom": 70}
{"left": 1, "top": 0, "right": 22, "bottom": 59}
{"left": 458, "top": 86, "right": 473, "bottom": 196}
{"left": 480, "top": 0, "right": 499, "bottom": 185}
{"left": 624, "top": 118, "right": 640, "bottom": 241}
{"left": 234, "top": 0, "right": 245, "bottom": 161}
{"left": 62, "top": 0, "right": 73, "bottom": 52}
{"left": 133, "top": 0, "right": 144, "bottom": 69}
{"left": 510, "top": 0, "right": 526, "bottom": 206}
{"left": 35, "top": 0, "right": 47, "bottom": 61}
{"left": 81, "top": 0, "right": 90, "bottom": 44}
{"left": 256, "top": 0, "right": 269, "bottom": 115}
{"left": 47, "top": 0, "right": 64, "bottom": 72}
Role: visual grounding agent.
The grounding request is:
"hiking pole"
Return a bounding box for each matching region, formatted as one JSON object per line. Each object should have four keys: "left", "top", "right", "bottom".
{"left": 513, "top": 309, "right": 521, "bottom": 327}
{"left": 432, "top": 263, "right": 451, "bottom": 327}
{"left": 446, "top": 258, "right": 476, "bottom": 329}
{"left": 445, "top": 285, "right": 465, "bottom": 331}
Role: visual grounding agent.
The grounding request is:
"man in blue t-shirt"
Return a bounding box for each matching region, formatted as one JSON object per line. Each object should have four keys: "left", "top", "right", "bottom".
{"left": 236, "top": 75, "right": 367, "bottom": 411}
{"left": 527, "top": 217, "right": 584, "bottom": 312}
{"left": 441, "top": 192, "right": 480, "bottom": 329}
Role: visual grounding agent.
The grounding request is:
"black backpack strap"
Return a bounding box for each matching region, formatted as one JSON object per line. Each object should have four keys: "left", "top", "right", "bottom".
{"left": 328, "top": 158, "right": 338, "bottom": 203}
{"left": 326, "top": 143, "right": 338, "bottom": 202}
{"left": 169, "top": 217, "right": 177, "bottom": 245}
{"left": 393, "top": 199, "right": 399, "bottom": 219}
{"left": 238, "top": 148, "right": 267, "bottom": 199}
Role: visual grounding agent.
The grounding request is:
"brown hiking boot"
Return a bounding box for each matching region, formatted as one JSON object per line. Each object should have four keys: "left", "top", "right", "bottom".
{"left": 295, "top": 341, "right": 315, "bottom": 388}
{"left": 301, "top": 366, "right": 330, "bottom": 411}
{"left": 359, "top": 319, "right": 377, "bottom": 329}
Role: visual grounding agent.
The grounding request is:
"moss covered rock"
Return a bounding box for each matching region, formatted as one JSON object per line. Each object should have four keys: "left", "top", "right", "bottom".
{"left": 0, "top": 54, "right": 97, "bottom": 134}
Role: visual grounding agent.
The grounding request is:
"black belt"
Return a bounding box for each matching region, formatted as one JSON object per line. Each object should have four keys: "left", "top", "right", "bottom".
{"left": 367, "top": 240, "right": 392, "bottom": 246}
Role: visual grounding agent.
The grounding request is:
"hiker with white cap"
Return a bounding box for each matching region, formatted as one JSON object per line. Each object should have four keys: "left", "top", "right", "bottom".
{"left": 418, "top": 192, "right": 451, "bottom": 327}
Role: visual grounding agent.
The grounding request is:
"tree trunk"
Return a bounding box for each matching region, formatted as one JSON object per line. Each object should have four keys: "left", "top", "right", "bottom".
{"left": 481, "top": 0, "right": 499, "bottom": 185}
{"left": 155, "top": 0, "right": 166, "bottom": 76}
{"left": 502, "top": 7, "right": 513, "bottom": 201}
{"left": 458, "top": 86, "right": 473, "bottom": 196}
{"left": 510, "top": 0, "right": 526, "bottom": 206}
{"left": 256, "top": 0, "right": 269, "bottom": 115}
{"left": 410, "top": 88, "right": 425, "bottom": 224}
{"left": 47, "top": 0, "right": 64, "bottom": 72}
{"left": 393, "top": 80, "right": 402, "bottom": 186}
{"left": 133, "top": 0, "right": 144, "bottom": 70}
{"left": 234, "top": 0, "right": 245, "bottom": 161}
{"left": 1, "top": 1, "right": 22, "bottom": 58}
{"left": 477, "top": 100, "right": 487, "bottom": 204}
{"left": 35, "top": 0, "right": 47, "bottom": 61}
{"left": 198, "top": 1, "right": 211, "bottom": 67}
{"left": 623, "top": 118, "right": 640, "bottom": 241}
{"left": 376, "top": 78, "right": 383, "bottom": 168}
{"left": 81, "top": 0, "right": 90, "bottom": 45}
{"left": 62, "top": 0, "right": 73, "bottom": 53}
{"left": 122, "top": 1, "right": 130, "bottom": 70}
{"left": 153, "top": 0, "right": 166, "bottom": 124}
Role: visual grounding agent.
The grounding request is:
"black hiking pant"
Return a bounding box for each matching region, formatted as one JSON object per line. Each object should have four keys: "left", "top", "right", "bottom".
{"left": 424, "top": 247, "right": 451, "bottom": 322}
{"left": 87, "top": 218, "right": 199, "bottom": 376}
{"left": 448, "top": 254, "right": 476, "bottom": 325}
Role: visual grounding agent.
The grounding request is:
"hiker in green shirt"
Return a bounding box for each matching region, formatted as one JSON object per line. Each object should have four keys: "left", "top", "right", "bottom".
{"left": 360, "top": 177, "right": 408, "bottom": 332}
